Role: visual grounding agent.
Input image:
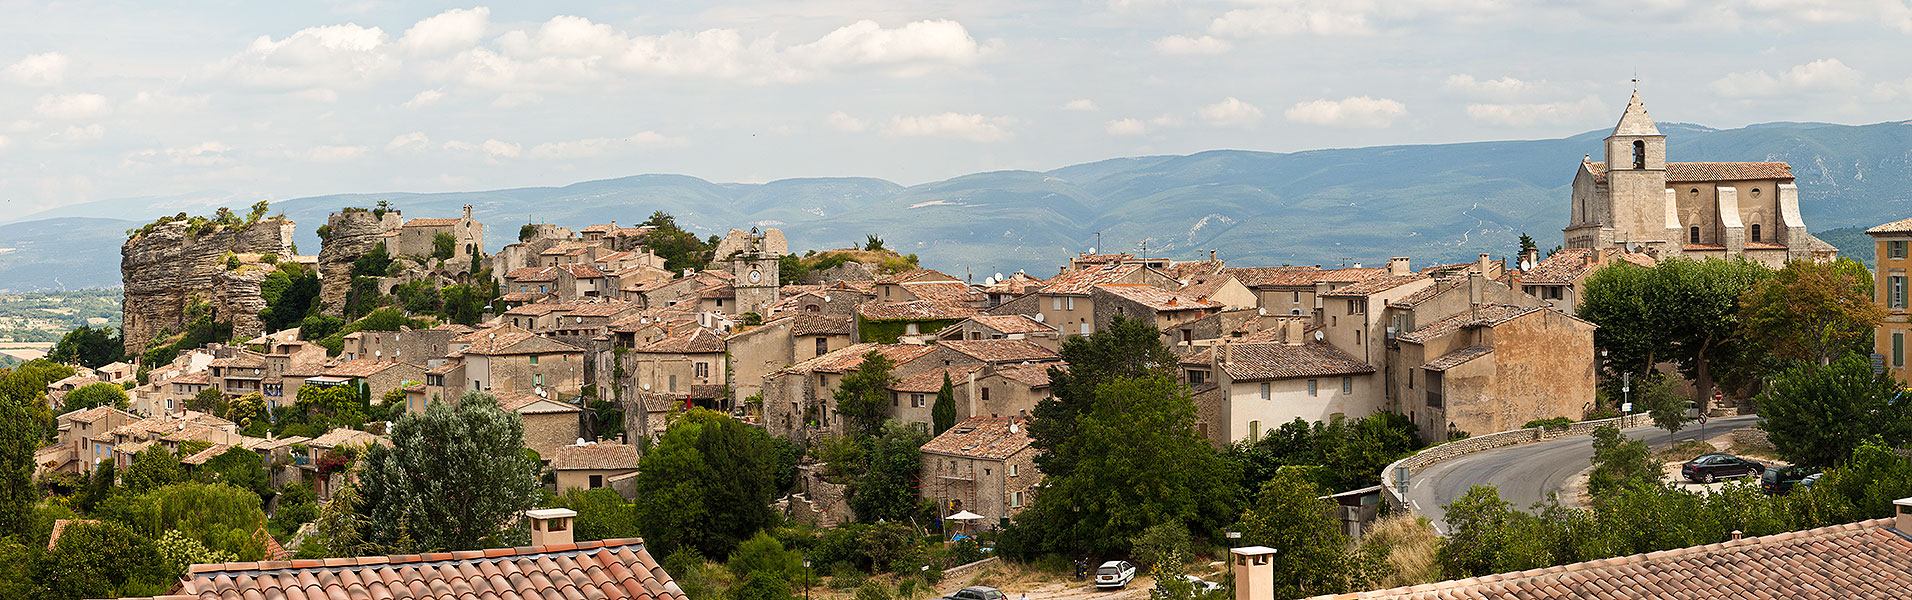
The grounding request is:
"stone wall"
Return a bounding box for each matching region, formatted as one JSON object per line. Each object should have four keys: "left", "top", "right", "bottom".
{"left": 1381, "top": 413, "right": 1650, "bottom": 511}
{"left": 1731, "top": 427, "right": 1771, "bottom": 449}
{"left": 121, "top": 218, "right": 295, "bottom": 355}
{"left": 317, "top": 210, "right": 402, "bottom": 316}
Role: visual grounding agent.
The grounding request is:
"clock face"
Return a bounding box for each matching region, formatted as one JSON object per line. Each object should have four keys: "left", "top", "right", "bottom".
{"left": 748, "top": 270, "right": 762, "bottom": 283}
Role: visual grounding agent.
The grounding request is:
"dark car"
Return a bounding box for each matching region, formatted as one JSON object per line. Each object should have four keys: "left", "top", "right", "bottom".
{"left": 1760, "top": 465, "right": 1820, "bottom": 494}
{"left": 945, "top": 587, "right": 1005, "bottom": 600}
{"left": 1682, "top": 453, "right": 1765, "bottom": 483}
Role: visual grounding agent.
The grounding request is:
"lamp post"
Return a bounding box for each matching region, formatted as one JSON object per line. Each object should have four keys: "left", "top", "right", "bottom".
{"left": 1447, "top": 421, "right": 1458, "bottom": 441}
{"left": 802, "top": 557, "right": 812, "bottom": 600}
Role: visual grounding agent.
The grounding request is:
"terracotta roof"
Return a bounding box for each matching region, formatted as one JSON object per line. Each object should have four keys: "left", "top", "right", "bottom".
{"left": 249, "top": 435, "right": 311, "bottom": 452}
{"left": 901, "top": 280, "right": 984, "bottom": 303}
{"left": 1319, "top": 274, "right": 1427, "bottom": 297}
{"left": 308, "top": 428, "right": 384, "bottom": 449}
{"left": 505, "top": 303, "right": 570, "bottom": 317}
{"left": 1585, "top": 161, "right": 1794, "bottom": 183}
{"left": 982, "top": 271, "right": 1046, "bottom": 294}
{"left": 1040, "top": 263, "right": 1146, "bottom": 295}
{"left": 991, "top": 362, "right": 1058, "bottom": 388}
{"left": 493, "top": 392, "right": 582, "bottom": 414}
{"left": 1093, "top": 284, "right": 1222, "bottom": 311}
{"left": 938, "top": 339, "right": 1061, "bottom": 364}
{"left": 581, "top": 223, "right": 617, "bottom": 233}
{"left": 506, "top": 266, "right": 563, "bottom": 282}
{"left": 1073, "top": 253, "right": 1133, "bottom": 264}
{"left": 463, "top": 328, "right": 584, "bottom": 356}
{"left": 892, "top": 365, "right": 984, "bottom": 394}
{"left": 322, "top": 359, "right": 413, "bottom": 379}
{"left": 876, "top": 269, "right": 960, "bottom": 285}
{"left": 1423, "top": 345, "right": 1494, "bottom": 371}
{"left": 1161, "top": 259, "right": 1225, "bottom": 280}
{"left": 695, "top": 283, "right": 735, "bottom": 299}
{"left": 169, "top": 371, "right": 214, "bottom": 385}
{"left": 1745, "top": 241, "right": 1787, "bottom": 250}
{"left": 1222, "top": 266, "right": 1323, "bottom": 288}
{"left": 133, "top": 537, "right": 682, "bottom": 600}
{"left": 59, "top": 404, "right": 136, "bottom": 423}
{"left": 403, "top": 217, "right": 463, "bottom": 227}
{"left": 208, "top": 353, "right": 268, "bottom": 369}
{"left": 790, "top": 314, "right": 855, "bottom": 336}
{"left": 856, "top": 300, "right": 980, "bottom": 321}
{"left": 1195, "top": 343, "right": 1375, "bottom": 381}
{"left": 563, "top": 302, "right": 639, "bottom": 318}
{"left": 637, "top": 328, "right": 725, "bottom": 354}
{"left": 1396, "top": 304, "right": 1545, "bottom": 344}
{"left": 778, "top": 343, "right": 939, "bottom": 375}
{"left": 560, "top": 263, "right": 608, "bottom": 279}
{"left": 180, "top": 443, "right": 232, "bottom": 465}
{"left": 1312, "top": 267, "right": 1387, "bottom": 284}
{"left": 1302, "top": 518, "right": 1911, "bottom": 600}
{"left": 500, "top": 291, "right": 553, "bottom": 303}
{"left": 1865, "top": 216, "right": 1912, "bottom": 234}
{"left": 952, "top": 314, "right": 1057, "bottom": 335}
{"left": 552, "top": 443, "right": 642, "bottom": 471}
{"left": 1388, "top": 279, "right": 1467, "bottom": 309}
{"left": 1684, "top": 243, "right": 1728, "bottom": 251}
{"left": 920, "top": 417, "right": 1032, "bottom": 460}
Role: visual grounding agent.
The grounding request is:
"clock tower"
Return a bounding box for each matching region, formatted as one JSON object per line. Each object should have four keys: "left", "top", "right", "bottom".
{"left": 724, "top": 227, "right": 782, "bottom": 318}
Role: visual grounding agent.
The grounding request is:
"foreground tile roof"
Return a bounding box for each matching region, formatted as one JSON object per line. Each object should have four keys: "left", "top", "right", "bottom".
{"left": 1303, "top": 518, "right": 1910, "bottom": 600}
{"left": 777, "top": 343, "right": 938, "bottom": 375}
{"left": 920, "top": 417, "right": 1032, "bottom": 460}
{"left": 552, "top": 443, "right": 643, "bottom": 471}
{"left": 1586, "top": 160, "right": 1794, "bottom": 183}
{"left": 133, "top": 537, "right": 683, "bottom": 600}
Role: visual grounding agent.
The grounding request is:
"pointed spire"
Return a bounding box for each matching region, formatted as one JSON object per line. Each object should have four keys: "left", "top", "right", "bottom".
{"left": 1611, "top": 90, "right": 1661, "bottom": 137}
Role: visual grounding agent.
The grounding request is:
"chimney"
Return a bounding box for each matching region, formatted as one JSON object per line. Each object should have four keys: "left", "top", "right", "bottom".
{"left": 1519, "top": 248, "right": 1539, "bottom": 271}
{"left": 1729, "top": 530, "right": 1742, "bottom": 541}
{"left": 1476, "top": 253, "right": 1491, "bottom": 275}
{"left": 1209, "top": 249, "right": 1217, "bottom": 261}
{"left": 1896, "top": 497, "right": 1912, "bottom": 534}
{"left": 525, "top": 508, "right": 577, "bottom": 546}
{"left": 1217, "top": 343, "right": 1231, "bottom": 366}
{"left": 1231, "top": 546, "right": 1278, "bottom": 600}
{"left": 1387, "top": 257, "right": 1410, "bottom": 276}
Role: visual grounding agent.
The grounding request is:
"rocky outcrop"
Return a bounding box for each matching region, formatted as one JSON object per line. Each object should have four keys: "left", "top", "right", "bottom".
{"left": 316, "top": 210, "right": 401, "bottom": 316}
{"left": 121, "top": 218, "right": 295, "bottom": 355}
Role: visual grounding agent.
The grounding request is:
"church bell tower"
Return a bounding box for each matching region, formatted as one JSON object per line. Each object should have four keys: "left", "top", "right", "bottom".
{"left": 1603, "top": 90, "right": 1670, "bottom": 249}
{"left": 726, "top": 227, "right": 781, "bottom": 318}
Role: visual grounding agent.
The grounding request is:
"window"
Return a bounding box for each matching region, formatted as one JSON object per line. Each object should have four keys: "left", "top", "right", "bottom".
{"left": 1893, "top": 241, "right": 1907, "bottom": 259}
{"left": 695, "top": 362, "right": 709, "bottom": 378}
{"left": 905, "top": 323, "right": 920, "bottom": 335}
{"left": 1248, "top": 420, "right": 1260, "bottom": 442}
{"left": 1181, "top": 329, "right": 1192, "bottom": 343}
{"left": 1292, "top": 291, "right": 1300, "bottom": 303}
{"left": 1053, "top": 297, "right": 1063, "bottom": 311}
{"left": 1066, "top": 297, "right": 1075, "bottom": 311}
{"left": 1893, "top": 276, "right": 1907, "bottom": 309}
{"left": 1009, "top": 464, "right": 1018, "bottom": 477}
{"left": 1690, "top": 227, "right": 1701, "bottom": 244}
{"left": 981, "top": 387, "right": 991, "bottom": 401}
{"left": 534, "top": 374, "right": 544, "bottom": 386}
{"left": 668, "top": 375, "right": 677, "bottom": 393}
{"left": 1889, "top": 330, "right": 1904, "bottom": 368}
{"left": 1342, "top": 376, "right": 1352, "bottom": 394}
{"left": 1080, "top": 323, "right": 1092, "bottom": 335}
{"left": 1426, "top": 370, "right": 1444, "bottom": 408}
{"left": 1631, "top": 140, "right": 1645, "bottom": 169}
{"left": 529, "top": 355, "right": 539, "bottom": 365}
{"left": 716, "top": 299, "right": 724, "bottom": 307}
{"left": 1011, "top": 491, "right": 1023, "bottom": 508}
{"left": 1349, "top": 299, "right": 1364, "bottom": 314}
{"left": 1187, "top": 370, "right": 1206, "bottom": 385}
{"left": 1750, "top": 224, "right": 1762, "bottom": 242}
{"left": 589, "top": 475, "right": 603, "bottom": 488}
{"left": 1260, "top": 382, "right": 1271, "bottom": 400}
{"left": 912, "top": 393, "right": 926, "bottom": 408}
{"left": 893, "top": 393, "right": 900, "bottom": 407}
{"left": 1307, "top": 379, "right": 1317, "bottom": 396}
{"left": 816, "top": 337, "right": 829, "bottom": 356}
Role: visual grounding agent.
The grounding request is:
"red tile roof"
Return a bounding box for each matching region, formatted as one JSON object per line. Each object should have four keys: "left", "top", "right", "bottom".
{"left": 1302, "top": 518, "right": 1910, "bottom": 600}
{"left": 778, "top": 343, "right": 938, "bottom": 375}
{"left": 920, "top": 417, "right": 1031, "bottom": 460}
{"left": 938, "top": 339, "right": 1061, "bottom": 364}
{"left": 1396, "top": 304, "right": 1544, "bottom": 344}
{"left": 552, "top": 443, "right": 643, "bottom": 471}
{"left": 1222, "top": 266, "right": 1323, "bottom": 287}
{"left": 1093, "top": 284, "right": 1222, "bottom": 311}
{"left": 402, "top": 217, "right": 463, "bottom": 227}
{"left": 506, "top": 266, "right": 562, "bottom": 282}
{"left": 1585, "top": 161, "right": 1794, "bottom": 183}
{"left": 322, "top": 359, "right": 413, "bottom": 378}
{"left": 892, "top": 365, "right": 985, "bottom": 394}
{"left": 560, "top": 263, "right": 608, "bottom": 279}
{"left": 1423, "top": 345, "right": 1494, "bottom": 371}
{"left": 856, "top": 300, "right": 980, "bottom": 321}
{"left": 136, "top": 537, "right": 682, "bottom": 600}
{"left": 636, "top": 328, "right": 725, "bottom": 354}
{"left": 1865, "top": 216, "right": 1912, "bottom": 234}
{"left": 462, "top": 328, "right": 584, "bottom": 356}
{"left": 790, "top": 314, "right": 855, "bottom": 336}
{"left": 953, "top": 314, "right": 1057, "bottom": 335}
{"left": 901, "top": 280, "right": 985, "bottom": 304}
{"left": 876, "top": 268, "right": 960, "bottom": 285}
{"left": 1040, "top": 263, "right": 1146, "bottom": 295}
{"left": 1187, "top": 343, "right": 1375, "bottom": 381}
{"left": 1319, "top": 274, "right": 1428, "bottom": 297}
{"left": 991, "top": 362, "right": 1058, "bottom": 388}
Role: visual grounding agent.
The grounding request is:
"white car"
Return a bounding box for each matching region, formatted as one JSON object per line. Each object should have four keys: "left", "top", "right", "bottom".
{"left": 1095, "top": 560, "right": 1137, "bottom": 589}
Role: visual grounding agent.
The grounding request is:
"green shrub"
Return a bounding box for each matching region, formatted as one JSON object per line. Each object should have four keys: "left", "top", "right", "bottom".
{"left": 1523, "top": 417, "right": 1573, "bottom": 430}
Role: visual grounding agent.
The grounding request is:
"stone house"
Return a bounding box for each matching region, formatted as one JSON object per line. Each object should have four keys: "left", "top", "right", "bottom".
{"left": 1868, "top": 217, "right": 1912, "bottom": 383}
{"left": 46, "top": 405, "right": 139, "bottom": 474}
{"left": 726, "top": 313, "right": 857, "bottom": 407}
{"left": 1182, "top": 339, "right": 1380, "bottom": 445}
{"left": 1317, "top": 270, "right": 1435, "bottom": 368}
{"left": 1090, "top": 284, "right": 1224, "bottom": 345}
{"left": 550, "top": 443, "right": 642, "bottom": 498}
{"left": 308, "top": 359, "right": 426, "bottom": 405}
{"left": 623, "top": 328, "right": 727, "bottom": 398}
{"left": 924, "top": 339, "right": 1061, "bottom": 370}
{"left": 919, "top": 417, "right": 1040, "bottom": 530}
{"left": 541, "top": 302, "right": 641, "bottom": 340}
{"left": 888, "top": 365, "right": 984, "bottom": 428}
{"left": 1174, "top": 272, "right": 1259, "bottom": 310}
{"left": 979, "top": 271, "right": 1046, "bottom": 307}
{"left": 556, "top": 264, "right": 613, "bottom": 300}
{"left": 456, "top": 326, "right": 587, "bottom": 397}
{"left": 936, "top": 315, "right": 1062, "bottom": 350}
{"left": 856, "top": 301, "right": 981, "bottom": 343}
{"left": 502, "top": 266, "right": 562, "bottom": 299}
{"left": 1392, "top": 304, "right": 1598, "bottom": 440}
{"left": 1510, "top": 247, "right": 1658, "bottom": 310}
{"left": 1171, "top": 308, "right": 1297, "bottom": 348}
{"left": 380, "top": 206, "right": 484, "bottom": 263}
{"left": 492, "top": 391, "right": 582, "bottom": 461}
{"left": 340, "top": 327, "right": 464, "bottom": 365}
{"left": 95, "top": 362, "right": 138, "bottom": 384}
{"left": 968, "top": 363, "right": 1057, "bottom": 419}
{"left": 989, "top": 263, "right": 1177, "bottom": 338}
{"left": 1221, "top": 265, "right": 1387, "bottom": 318}
{"left": 208, "top": 352, "right": 269, "bottom": 398}
{"left": 872, "top": 269, "right": 984, "bottom": 305}
{"left": 761, "top": 343, "right": 940, "bottom": 440}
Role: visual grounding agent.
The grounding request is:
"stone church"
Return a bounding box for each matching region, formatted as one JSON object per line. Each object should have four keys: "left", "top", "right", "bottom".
{"left": 1563, "top": 91, "right": 1837, "bottom": 266}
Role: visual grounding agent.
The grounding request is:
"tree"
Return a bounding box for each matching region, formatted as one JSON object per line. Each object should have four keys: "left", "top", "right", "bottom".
{"left": 1227, "top": 414, "right": 1423, "bottom": 495}
{"left": 1758, "top": 354, "right": 1911, "bottom": 467}
{"left": 432, "top": 232, "right": 457, "bottom": 260}
{"left": 357, "top": 391, "right": 543, "bottom": 552}
{"left": 1233, "top": 469, "right": 1370, "bottom": 598}
{"left": 1518, "top": 233, "right": 1538, "bottom": 255}
{"left": 1009, "top": 375, "right": 1239, "bottom": 557}
{"left": 1586, "top": 425, "right": 1660, "bottom": 495}
{"left": 60, "top": 382, "right": 128, "bottom": 412}
{"left": 247, "top": 200, "right": 270, "bottom": 222}
{"left": 726, "top": 531, "right": 802, "bottom": 582}
{"left": 156, "top": 529, "right": 238, "bottom": 581}
{"left": 1581, "top": 258, "right": 1771, "bottom": 409}
{"left": 47, "top": 325, "right": 123, "bottom": 369}
{"left": 1739, "top": 259, "right": 1881, "bottom": 365}
{"left": 932, "top": 374, "right": 957, "bottom": 435}
{"left": 0, "top": 381, "right": 41, "bottom": 536}
{"left": 519, "top": 223, "right": 538, "bottom": 242}
{"left": 268, "top": 482, "right": 318, "bottom": 538}
{"left": 259, "top": 264, "right": 321, "bottom": 333}
{"left": 846, "top": 421, "right": 930, "bottom": 523}
{"left": 863, "top": 234, "right": 886, "bottom": 251}
{"left": 291, "top": 384, "right": 364, "bottom": 430}
{"left": 1130, "top": 521, "right": 1192, "bottom": 577}
{"left": 121, "top": 445, "right": 185, "bottom": 495}
{"left": 633, "top": 408, "right": 781, "bottom": 559}
{"left": 100, "top": 481, "right": 268, "bottom": 560}
{"left": 31, "top": 520, "right": 169, "bottom": 600}
{"left": 299, "top": 314, "right": 345, "bottom": 342}
{"left": 553, "top": 487, "right": 640, "bottom": 542}
{"left": 833, "top": 351, "right": 897, "bottom": 437}
{"left": 1640, "top": 375, "right": 1689, "bottom": 445}
{"left": 196, "top": 446, "right": 269, "bottom": 500}
{"left": 224, "top": 392, "right": 269, "bottom": 436}
{"left": 75, "top": 461, "right": 115, "bottom": 514}
{"left": 1028, "top": 315, "right": 1178, "bottom": 480}
{"left": 640, "top": 211, "right": 717, "bottom": 272}
{"left": 188, "top": 387, "right": 228, "bottom": 416}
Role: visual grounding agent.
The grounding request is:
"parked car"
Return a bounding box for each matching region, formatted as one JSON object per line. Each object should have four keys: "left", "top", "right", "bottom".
{"left": 1682, "top": 453, "right": 1765, "bottom": 483}
{"left": 945, "top": 586, "right": 1006, "bottom": 600}
{"left": 1095, "top": 560, "right": 1137, "bottom": 589}
{"left": 1151, "top": 575, "right": 1222, "bottom": 598}
{"left": 1798, "top": 472, "right": 1823, "bottom": 490}
{"left": 1760, "top": 465, "right": 1820, "bottom": 494}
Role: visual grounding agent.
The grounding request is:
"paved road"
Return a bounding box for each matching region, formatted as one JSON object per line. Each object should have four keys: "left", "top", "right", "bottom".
{"left": 1405, "top": 415, "right": 1762, "bottom": 533}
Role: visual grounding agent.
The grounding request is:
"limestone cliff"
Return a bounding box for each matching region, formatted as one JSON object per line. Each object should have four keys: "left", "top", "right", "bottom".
{"left": 121, "top": 218, "right": 295, "bottom": 355}
{"left": 316, "top": 210, "right": 401, "bottom": 316}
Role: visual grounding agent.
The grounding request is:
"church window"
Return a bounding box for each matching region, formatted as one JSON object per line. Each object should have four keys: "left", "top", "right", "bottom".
{"left": 1632, "top": 140, "right": 1646, "bottom": 169}
{"left": 1690, "top": 188, "right": 1700, "bottom": 198}
{"left": 1750, "top": 188, "right": 1761, "bottom": 199}
{"left": 1689, "top": 227, "right": 1701, "bottom": 244}
{"left": 1751, "top": 224, "right": 1761, "bottom": 242}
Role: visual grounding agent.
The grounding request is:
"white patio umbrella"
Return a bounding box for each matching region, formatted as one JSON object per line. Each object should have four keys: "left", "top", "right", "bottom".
{"left": 945, "top": 510, "right": 986, "bottom": 540}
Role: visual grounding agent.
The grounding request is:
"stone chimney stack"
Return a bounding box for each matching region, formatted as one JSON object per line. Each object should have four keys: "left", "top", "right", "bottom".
{"left": 525, "top": 508, "right": 577, "bottom": 546}
{"left": 1476, "top": 253, "right": 1491, "bottom": 275}
{"left": 1519, "top": 248, "right": 1539, "bottom": 271}
{"left": 1209, "top": 249, "right": 1218, "bottom": 261}
{"left": 1387, "top": 257, "right": 1410, "bottom": 276}
{"left": 1895, "top": 497, "right": 1912, "bottom": 534}
{"left": 1231, "top": 546, "right": 1278, "bottom": 600}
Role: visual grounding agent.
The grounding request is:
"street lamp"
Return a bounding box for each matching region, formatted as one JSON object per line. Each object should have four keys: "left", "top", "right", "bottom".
{"left": 802, "top": 556, "right": 812, "bottom": 600}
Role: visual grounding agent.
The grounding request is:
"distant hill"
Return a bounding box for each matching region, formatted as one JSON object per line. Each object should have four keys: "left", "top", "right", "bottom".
{"left": 0, "top": 217, "right": 134, "bottom": 292}
{"left": 5, "top": 120, "right": 1912, "bottom": 291}
{"left": 1814, "top": 226, "right": 1875, "bottom": 266}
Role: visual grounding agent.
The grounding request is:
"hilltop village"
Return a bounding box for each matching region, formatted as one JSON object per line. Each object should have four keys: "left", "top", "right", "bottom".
{"left": 10, "top": 93, "right": 1912, "bottom": 600}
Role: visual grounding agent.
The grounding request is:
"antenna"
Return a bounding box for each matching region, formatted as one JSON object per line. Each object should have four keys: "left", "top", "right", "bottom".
{"left": 1094, "top": 231, "right": 1102, "bottom": 254}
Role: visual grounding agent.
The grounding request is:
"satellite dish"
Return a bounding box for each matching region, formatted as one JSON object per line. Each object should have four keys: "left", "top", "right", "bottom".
{"left": 984, "top": 277, "right": 996, "bottom": 285}
{"left": 1314, "top": 330, "right": 1325, "bottom": 342}
{"left": 1258, "top": 308, "right": 1267, "bottom": 316}
{"left": 1087, "top": 247, "right": 1096, "bottom": 254}
{"left": 995, "top": 272, "right": 1004, "bottom": 281}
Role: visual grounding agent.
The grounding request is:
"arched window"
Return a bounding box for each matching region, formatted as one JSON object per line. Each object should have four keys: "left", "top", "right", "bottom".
{"left": 1632, "top": 140, "right": 1646, "bottom": 169}
{"left": 1751, "top": 224, "right": 1761, "bottom": 242}
{"left": 1690, "top": 226, "right": 1701, "bottom": 244}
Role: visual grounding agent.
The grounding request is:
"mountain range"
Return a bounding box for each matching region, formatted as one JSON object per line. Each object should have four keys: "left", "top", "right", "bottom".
{"left": 3, "top": 119, "right": 1909, "bottom": 292}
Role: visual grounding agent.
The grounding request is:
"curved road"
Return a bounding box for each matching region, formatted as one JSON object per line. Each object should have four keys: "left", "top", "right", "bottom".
{"left": 1405, "top": 415, "right": 1762, "bottom": 533}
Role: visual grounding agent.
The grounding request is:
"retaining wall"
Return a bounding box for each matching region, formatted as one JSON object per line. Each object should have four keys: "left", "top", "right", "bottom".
{"left": 1381, "top": 413, "right": 1651, "bottom": 512}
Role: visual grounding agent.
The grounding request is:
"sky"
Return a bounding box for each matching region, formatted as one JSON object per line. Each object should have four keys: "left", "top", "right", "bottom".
{"left": 2, "top": 0, "right": 1911, "bottom": 216}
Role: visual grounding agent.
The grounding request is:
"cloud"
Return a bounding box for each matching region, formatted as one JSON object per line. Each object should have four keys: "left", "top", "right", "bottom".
{"left": 0, "top": 135, "right": 9, "bottom": 150}
{"left": 1154, "top": 35, "right": 1230, "bottom": 55}
{"left": 789, "top": 19, "right": 984, "bottom": 72}
{"left": 5, "top": 52, "right": 69, "bottom": 86}
{"left": 215, "top": 23, "right": 397, "bottom": 91}
{"left": 1196, "top": 97, "right": 1264, "bottom": 127}
{"left": 1284, "top": 96, "right": 1406, "bottom": 128}
{"left": 307, "top": 145, "right": 368, "bottom": 162}
{"left": 127, "top": 141, "right": 231, "bottom": 166}
{"left": 402, "top": 89, "right": 444, "bottom": 108}
{"left": 884, "top": 113, "right": 1013, "bottom": 142}
{"left": 1209, "top": 2, "right": 1374, "bottom": 37}
{"left": 1464, "top": 96, "right": 1607, "bottom": 127}
{"left": 1104, "top": 114, "right": 1180, "bottom": 135}
{"left": 1872, "top": 77, "right": 1912, "bottom": 101}
{"left": 34, "top": 93, "right": 111, "bottom": 120}
{"left": 1062, "top": 99, "right": 1099, "bottom": 111}
{"left": 490, "top": 92, "right": 540, "bottom": 108}
{"left": 1442, "top": 74, "right": 1538, "bottom": 100}
{"left": 528, "top": 132, "right": 689, "bottom": 158}
{"left": 399, "top": 7, "right": 490, "bottom": 55}
{"left": 1711, "top": 58, "right": 1862, "bottom": 97}
{"left": 127, "top": 90, "right": 211, "bottom": 113}
{"left": 827, "top": 111, "right": 868, "bottom": 132}
{"left": 387, "top": 132, "right": 431, "bottom": 152}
